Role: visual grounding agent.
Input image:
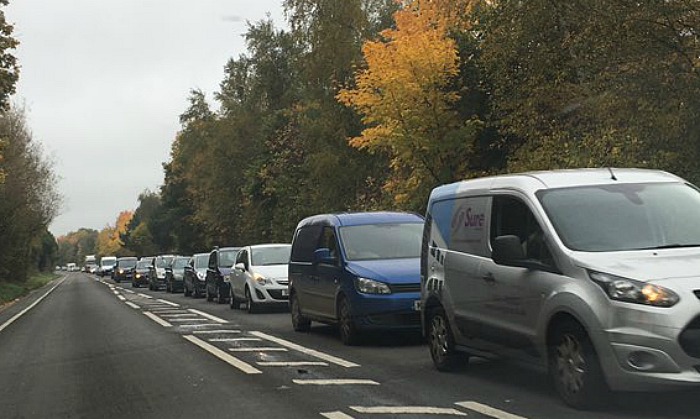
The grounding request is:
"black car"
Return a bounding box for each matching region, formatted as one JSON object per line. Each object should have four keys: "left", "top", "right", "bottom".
{"left": 184, "top": 252, "right": 209, "bottom": 298}
{"left": 165, "top": 256, "right": 190, "bottom": 293}
{"left": 132, "top": 258, "right": 152, "bottom": 288}
{"left": 205, "top": 247, "right": 239, "bottom": 304}
{"left": 149, "top": 255, "right": 175, "bottom": 291}
{"left": 113, "top": 257, "right": 137, "bottom": 283}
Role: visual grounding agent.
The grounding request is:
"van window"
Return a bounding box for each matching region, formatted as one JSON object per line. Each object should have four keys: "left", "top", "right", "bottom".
{"left": 491, "top": 195, "right": 553, "bottom": 265}
{"left": 431, "top": 196, "right": 490, "bottom": 257}
{"left": 319, "top": 227, "right": 339, "bottom": 262}
{"left": 290, "top": 225, "right": 323, "bottom": 263}
{"left": 208, "top": 252, "right": 217, "bottom": 269}
{"left": 538, "top": 182, "right": 700, "bottom": 252}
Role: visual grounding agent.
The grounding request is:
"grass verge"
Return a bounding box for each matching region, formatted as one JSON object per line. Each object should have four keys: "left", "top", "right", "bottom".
{"left": 0, "top": 272, "right": 61, "bottom": 305}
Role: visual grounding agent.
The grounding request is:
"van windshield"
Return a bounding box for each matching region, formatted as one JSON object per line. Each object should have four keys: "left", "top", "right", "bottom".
{"left": 537, "top": 182, "right": 700, "bottom": 252}
{"left": 339, "top": 223, "right": 423, "bottom": 261}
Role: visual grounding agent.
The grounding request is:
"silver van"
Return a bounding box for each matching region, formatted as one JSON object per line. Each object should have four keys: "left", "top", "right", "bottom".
{"left": 420, "top": 168, "right": 700, "bottom": 408}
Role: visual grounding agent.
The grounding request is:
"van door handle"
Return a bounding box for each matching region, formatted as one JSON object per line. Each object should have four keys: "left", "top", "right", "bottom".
{"left": 482, "top": 273, "right": 496, "bottom": 283}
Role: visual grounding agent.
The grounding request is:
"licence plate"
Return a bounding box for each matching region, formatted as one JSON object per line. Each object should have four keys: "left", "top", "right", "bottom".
{"left": 413, "top": 300, "right": 421, "bottom": 311}
{"left": 282, "top": 288, "right": 289, "bottom": 296}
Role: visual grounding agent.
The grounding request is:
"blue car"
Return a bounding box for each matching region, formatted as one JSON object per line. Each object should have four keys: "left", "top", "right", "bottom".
{"left": 288, "top": 212, "right": 424, "bottom": 345}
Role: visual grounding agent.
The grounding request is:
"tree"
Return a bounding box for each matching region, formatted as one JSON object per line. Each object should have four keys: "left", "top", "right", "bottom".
{"left": 338, "top": 0, "right": 485, "bottom": 210}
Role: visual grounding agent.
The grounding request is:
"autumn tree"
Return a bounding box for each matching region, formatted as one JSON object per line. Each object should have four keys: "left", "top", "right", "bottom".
{"left": 96, "top": 211, "right": 133, "bottom": 257}
{"left": 338, "top": 0, "right": 488, "bottom": 210}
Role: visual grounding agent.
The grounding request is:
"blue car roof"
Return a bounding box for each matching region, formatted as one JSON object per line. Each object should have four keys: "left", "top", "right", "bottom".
{"left": 299, "top": 211, "right": 423, "bottom": 228}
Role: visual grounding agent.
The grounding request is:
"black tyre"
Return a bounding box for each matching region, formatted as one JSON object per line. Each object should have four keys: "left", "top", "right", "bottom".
{"left": 217, "top": 286, "right": 227, "bottom": 304}
{"left": 549, "top": 320, "right": 609, "bottom": 410}
{"left": 184, "top": 282, "right": 191, "bottom": 297}
{"left": 427, "top": 307, "right": 467, "bottom": 371}
{"left": 193, "top": 283, "right": 201, "bottom": 298}
{"left": 245, "top": 287, "right": 257, "bottom": 314}
{"left": 206, "top": 284, "right": 213, "bottom": 302}
{"left": 290, "top": 292, "right": 311, "bottom": 332}
{"left": 337, "top": 297, "right": 360, "bottom": 345}
{"left": 132, "top": 282, "right": 139, "bottom": 288}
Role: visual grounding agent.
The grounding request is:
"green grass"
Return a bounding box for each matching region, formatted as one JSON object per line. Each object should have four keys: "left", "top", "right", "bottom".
{"left": 0, "top": 272, "right": 61, "bottom": 305}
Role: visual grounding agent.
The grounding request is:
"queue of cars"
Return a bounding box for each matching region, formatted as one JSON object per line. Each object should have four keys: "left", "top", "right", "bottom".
{"left": 85, "top": 169, "right": 700, "bottom": 409}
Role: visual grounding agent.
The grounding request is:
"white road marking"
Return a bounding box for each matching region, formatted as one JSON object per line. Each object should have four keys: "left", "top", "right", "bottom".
{"left": 168, "top": 318, "right": 210, "bottom": 322}
{"left": 160, "top": 314, "right": 200, "bottom": 318}
{"left": 156, "top": 299, "right": 179, "bottom": 307}
{"left": 187, "top": 308, "right": 228, "bottom": 324}
{"left": 115, "top": 286, "right": 124, "bottom": 290}
{"left": 228, "top": 347, "right": 288, "bottom": 352}
{"left": 292, "top": 379, "right": 380, "bottom": 386}
{"left": 257, "top": 361, "right": 329, "bottom": 367}
{"left": 193, "top": 330, "right": 241, "bottom": 334}
{"left": 183, "top": 335, "right": 262, "bottom": 375}
{"left": 350, "top": 406, "right": 467, "bottom": 416}
{"left": 137, "top": 293, "right": 153, "bottom": 299}
{"left": 208, "top": 337, "right": 260, "bottom": 342}
{"left": 117, "top": 295, "right": 126, "bottom": 301}
{"left": 321, "top": 412, "right": 355, "bottom": 419}
{"left": 143, "top": 311, "right": 172, "bottom": 327}
{"left": 0, "top": 277, "right": 65, "bottom": 334}
{"left": 125, "top": 302, "right": 140, "bottom": 309}
{"left": 124, "top": 289, "right": 135, "bottom": 294}
{"left": 250, "top": 331, "right": 360, "bottom": 368}
{"left": 177, "top": 323, "right": 222, "bottom": 328}
{"left": 455, "top": 402, "right": 527, "bottom": 419}
{"left": 112, "top": 290, "right": 119, "bottom": 295}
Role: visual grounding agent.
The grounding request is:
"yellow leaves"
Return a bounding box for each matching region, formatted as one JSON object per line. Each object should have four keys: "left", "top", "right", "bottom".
{"left": 96, "top": 210, "right": 133, "bottom": 256}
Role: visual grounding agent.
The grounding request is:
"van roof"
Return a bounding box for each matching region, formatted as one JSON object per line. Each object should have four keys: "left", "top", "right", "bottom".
{"left": 430, "top": 168, "right": 683, "bottom": 202}
{"left": 298, "top": 211, "right": 423, "bottom": 228}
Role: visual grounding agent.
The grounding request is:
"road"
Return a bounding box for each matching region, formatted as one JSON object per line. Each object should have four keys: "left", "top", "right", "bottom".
{"left": 1, "top": 273, "right": 699, "bottom": 419}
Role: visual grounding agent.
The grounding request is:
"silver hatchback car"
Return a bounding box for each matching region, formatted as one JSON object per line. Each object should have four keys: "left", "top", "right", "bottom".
{"left": 421, "top": 168, "right": 700, "bottom": 409}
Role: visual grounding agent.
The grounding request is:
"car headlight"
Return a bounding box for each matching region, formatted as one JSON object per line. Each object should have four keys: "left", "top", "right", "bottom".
{"left": 253, "top": 273, "right": 267, "bottom": 285}
{"left": 119, "top": 269, "right": 124, "bottom": 274}
{"left": 196, "top": 272, "right": 205, "bottom": 280}
{"left": 135, "top": 273, "right": 141, "bottom": 279}
{"left": 588, "top": 271, "right": 679, "bottom": 307}
{"left": 355, "top": 277, "right": 391, "bottom": 295}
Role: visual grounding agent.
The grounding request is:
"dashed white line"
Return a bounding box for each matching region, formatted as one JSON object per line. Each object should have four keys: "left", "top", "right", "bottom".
{"left": 0, "top": 277, "right": 65, "bottom": 334}
{"left": 117, "top": 295, "right": 126, "bottom": 301}
{"left": 193, "top": 330, "right": 241, "bottom": 334}
{"left": 177, "top": 323, "right": 222, "bottom": 328}
{"left": 208, "top": 337, "right": 260, "bottom": 342}
{"left": 455, "top": 402, "right": 527, "bottom": 419}
{"left": 249, "top": 331, "right": 359, "bottom": 368}
{"left": 350, "top": 406, "right": 467, "bottom": 416}
{"left": 160, "top": 314, "right": 200, "bottom": 318}
{"left": 112, "top": 290, "right": 120, "bottom": 295}
{"left": 183, "top": 335, "right": 262, "bottom": 375}
{"left": 125, "top": 302, "right": 140, "bottom": 309}
{"left": 155, "top": 299, "right": 180, "bottom": 307}
{"left": 292, "top": 379, "right": 379, "bottom": 386}
{"left": 168, "top": 318, "right": 211, "bottom": 322}
{"left": 124, "top": 289, "right": 135, "bottom": 294}
{"left": 143, "top": 311, "right": 172, "bottom": 327}
{"left": 228, "top": 347, "right": 288, "bottom": 352}
{"left": 257, "top": 361, "right": 329, "bottom": 367}
{"left": 136, "top": 293, "right": 152, "bottom": 299}
{"left": 321, "top": 412, "right": 355, "bottom": 419}
{"left": 187, "top": 308, "right": 228, "bottom": 324}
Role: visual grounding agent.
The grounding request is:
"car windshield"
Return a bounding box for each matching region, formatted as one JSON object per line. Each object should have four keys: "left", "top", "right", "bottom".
{"left": 101, "top": 259, "right": 116, "bottom": 267}
{"left": 538, "top": 182, "right": 700, "bottom": 252}
{"left": 136, "top": 261, "right": 150, "bottom": 269}
{"left": 173, "top": 258, "right": 189, "bottom": 269}
{"left": 119, "top": 260, "right": 136, "bottom": 268}
{"left": 194, "top": 255, "right": 208, "bottom": 269}
{"left": 156, "top": 257, "right": 173, "bottom": 268}
{"left": 339, "top": 223, "right": 423, "bottom": 261}
{"left": 219, "top": 250, "right": 238, "bottom": 268}
{"left": 251, "top": 246, "right": 291, "bottom": 266}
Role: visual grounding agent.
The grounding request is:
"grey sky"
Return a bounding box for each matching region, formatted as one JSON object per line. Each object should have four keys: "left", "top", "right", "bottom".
{"left": 6, "top": 0, "right": 285, "bottom": 237}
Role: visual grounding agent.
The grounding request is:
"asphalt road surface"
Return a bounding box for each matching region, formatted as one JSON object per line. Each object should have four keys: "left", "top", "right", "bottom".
{"left": 1, "top": 272, "right": 699, "bottom": 419}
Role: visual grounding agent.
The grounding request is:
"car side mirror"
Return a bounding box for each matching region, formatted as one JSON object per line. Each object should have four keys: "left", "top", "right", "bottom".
{"left": 313, "top": 248, "right": 337, "bottom": 265}
{"left": 492, "top": 235, "right": 526, "bottom": 266}
{"left": 234, "top": 262, "right": 246, "bottom": 272}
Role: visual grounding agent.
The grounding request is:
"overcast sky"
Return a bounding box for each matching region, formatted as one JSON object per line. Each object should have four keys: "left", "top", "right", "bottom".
{"left": 6, "top": 0, "right": 285, "bottom": 237}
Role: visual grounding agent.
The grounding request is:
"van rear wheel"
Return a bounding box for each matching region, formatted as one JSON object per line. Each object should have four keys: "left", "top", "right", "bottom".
{"left": 428, "top": 307, "right": 467, "bottom": 371}
{"left": 291, "top": 293, "right": 311, "bottom": 332}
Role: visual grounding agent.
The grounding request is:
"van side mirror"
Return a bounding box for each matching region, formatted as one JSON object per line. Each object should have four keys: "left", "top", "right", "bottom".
{"left": 492, "top": 235, "right": 526, "bottom": 266}
{"left": 234, "top": 262, "right": 246, "bottom": 272}
{"left": 313, "top": 248, "right": 337, "bottom": 265}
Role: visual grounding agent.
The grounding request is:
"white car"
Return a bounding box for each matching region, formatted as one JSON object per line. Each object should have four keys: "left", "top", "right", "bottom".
{"left": 229, "top": 244, "right": 291, "bottom": 313}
